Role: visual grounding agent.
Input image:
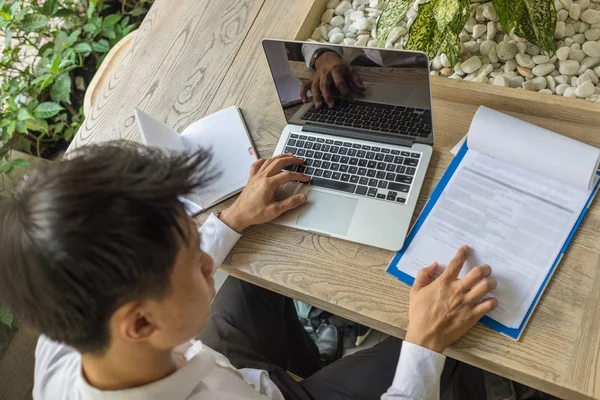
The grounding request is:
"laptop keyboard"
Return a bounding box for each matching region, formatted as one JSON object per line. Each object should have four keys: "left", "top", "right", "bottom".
{"left": 283, "top": 134, "right": 421, "bottom": 204}
{"left": 299, "top": 99, "right": 432, "bottom": 138}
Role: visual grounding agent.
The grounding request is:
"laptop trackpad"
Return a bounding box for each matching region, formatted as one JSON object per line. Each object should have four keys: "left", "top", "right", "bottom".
{"left": 297, "top": 190, "right": 357, "bottom": 236}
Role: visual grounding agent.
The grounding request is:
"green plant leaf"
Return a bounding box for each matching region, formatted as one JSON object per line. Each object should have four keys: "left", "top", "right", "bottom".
{"left": 72, "top": 42, "right": 92, "bottom": 53}
{"left": 406, "top": 0, "right": 440, "bottom": 58}
{"left": 87, "top": 1, "right": 95, "bottom": 18}
{"left": 50, "top": 54, "right": 61, "bottom": 74}
{"left": 131, "top": 7, "right": 145, "bottom": 17}
{"left": 67, "top": 28, "right": 81, "bottom": 45}
{"left": 103, "top": 14, "right": 121, "bottom": 27}
{"left": 6, "top": 121, "right": 15, "bottom": 136}
{"left": 4, "top": 27, "right": 12, "bottom": 50}
{"left": 448, "top": 0, "right": 471, "bottom": 35}
{"left": 34, "top": 102, "right": 64, "bottom": 119}
{"left": 10, "top": 158, "right": 29, "bottom": 169}
{"left": 493, "top": 0, "right": 525, "bottom": 34}
{"left": 92, "top": 39, "right": 109, "bottom": 53}
{"left": 55, "top": 8, "right": 74, "bottom": 18}
{"left": 17, "top": 107, "right": 32, "bottom": 121}
{"left": 375, "top": 0, "right": 412, "bottom": 47}
{"left": 520, "top": 0, "right": 557, "bottom": 54}
{"left": 41, "top": 0, "right": 57, "bottom": 16}
{"left": 19, "top": 136, "right": 32, "bottom": 154}
{"left": 433, "top": 0, "right": 462, "bottom": 30}
{"left": 50, "top": 74, "right": 72, "bottom": 104}
{"left": 21, "top": 13, "right": 49, "bottom": 32}
{"left": 441, "top": 30, "right": 461, "bottom": 66}
{"left": 0, "top": 306, "right": 14, "bottom": 328}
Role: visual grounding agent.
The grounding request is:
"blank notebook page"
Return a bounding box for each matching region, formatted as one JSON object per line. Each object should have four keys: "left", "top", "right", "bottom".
{"left": 180, "top": 106, "right": 256, "bottom": 209}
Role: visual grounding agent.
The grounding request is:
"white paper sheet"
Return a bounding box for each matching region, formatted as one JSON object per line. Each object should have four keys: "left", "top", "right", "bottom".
{"left": 135, "top": 109, "right": 186, "bottom": 153}
{"left": 394, "top": 150, "right": 593, "bottom": 328}
{"left": 181, "top": 106, "right": 257, "bottom": 209}
{"left": 468, "top": 107, "right": 600, "bottom": 189}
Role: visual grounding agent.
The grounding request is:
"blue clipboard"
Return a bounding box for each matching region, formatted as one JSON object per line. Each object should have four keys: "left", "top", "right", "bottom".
{"left": 386, "top": 141, "right": 600, "bottom": 340}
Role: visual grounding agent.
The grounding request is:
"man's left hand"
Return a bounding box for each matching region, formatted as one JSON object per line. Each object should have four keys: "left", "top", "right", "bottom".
{"left": 219, "top": 154, "right": 309, "bottom": 233}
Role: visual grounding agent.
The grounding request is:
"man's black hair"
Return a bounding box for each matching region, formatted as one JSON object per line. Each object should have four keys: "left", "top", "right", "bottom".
{"left": 0, "top": 142, "right": 214, "bottom": 353}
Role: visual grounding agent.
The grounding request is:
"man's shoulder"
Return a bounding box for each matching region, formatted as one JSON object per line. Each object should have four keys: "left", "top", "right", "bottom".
{"left": 33, "top": 335, "right": 81, "bottom": 399}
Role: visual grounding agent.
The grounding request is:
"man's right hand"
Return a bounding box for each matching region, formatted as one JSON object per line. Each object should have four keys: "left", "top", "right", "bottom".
{"left": 405, "top": 245, "right": 498, "bottom": 354}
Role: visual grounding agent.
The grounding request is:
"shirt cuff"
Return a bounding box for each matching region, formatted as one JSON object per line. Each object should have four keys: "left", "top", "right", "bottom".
{"left": 199, "top": 213, "right": 242, "bottom": 272}
{"left": 390, "top": 341, "right": 446, "bottom": 399}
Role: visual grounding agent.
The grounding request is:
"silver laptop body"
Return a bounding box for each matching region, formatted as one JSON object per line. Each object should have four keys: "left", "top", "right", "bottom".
{"left": 262, "top": 39, "right": 434, "bottom": 251}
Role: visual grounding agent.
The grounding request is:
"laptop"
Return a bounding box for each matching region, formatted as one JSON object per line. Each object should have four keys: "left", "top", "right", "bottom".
{"left": 262, "top": 39, "right": 434, "bottom": 251}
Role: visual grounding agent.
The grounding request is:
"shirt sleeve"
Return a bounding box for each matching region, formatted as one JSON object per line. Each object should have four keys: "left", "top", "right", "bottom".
{"left": 199, "top": 213, "right": 242, "bottom": 272}
{"left": 301, "top": 44, "right": 344, "bottom": 68}
{"left": 33, "top": 335, "right": 81, "bottom": 399}
{"left": 381, "top": 341, "right": 446, "bottom": 400}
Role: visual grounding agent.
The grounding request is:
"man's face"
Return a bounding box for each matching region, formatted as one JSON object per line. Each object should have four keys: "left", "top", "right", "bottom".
{"left": 142, "top": 216, "right": 215, "bottom": 349}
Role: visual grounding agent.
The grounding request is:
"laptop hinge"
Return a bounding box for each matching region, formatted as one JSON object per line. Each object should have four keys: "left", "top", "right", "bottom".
{"left": 303, "top": 123, "right": 414, "bottom": 148}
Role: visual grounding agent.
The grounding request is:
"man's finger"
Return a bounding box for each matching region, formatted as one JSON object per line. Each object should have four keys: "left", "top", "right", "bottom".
{"left": 312, "top": 78, "right": 323, "bottom": 108}
{"left": 250, "top": 158, "right": 268, "bottom": 177}
{"left": 320, "top": 74, "right": 334, "bottom": 108}
{"left": 300, "top": 80, "right": 312, "bottom": 103}
{"left": 412, "top": 262, "right": 438, "bottom": 293}
{"left": 442, "top": 245, "right": 470, "bottom": 281}
{"left": 332, "top": 68, "right": 351, "bottom": 99}
{"left": 272, "top": 194, "right": 308, "bottom": 217}
{"left": 472, "top": 297, "right": 498, "bottom": 319}
{"left": 465, "top": 278, "right": 497, "bottom": 303}
{"left": 259, "top": 153, "right": 294, "bottom": 173}
{"left": 460, "top": 264, "right": 491, "bottom": 291}
{"left": 264, "top": 156, "right": 305, "bottom": 176}
{"left": 271, "top": 171, "right": 310, "bottom": 186}
{"left": 349, "top": 67, "right": 365, "bottom": 91}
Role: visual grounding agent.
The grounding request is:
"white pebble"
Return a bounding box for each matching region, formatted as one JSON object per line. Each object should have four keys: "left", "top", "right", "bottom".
{"left": 331, "top": 15, "right": 345, "bottom": 27}
{"left": 570, "top": 48, "right": 587, "bottom": 62}
{"left": 555, "top": 75, "right": 570, "bottom": 84}
{"left": 441, "top": 53, "right": 451, "bottom": 68}
{"left": 559, "top": 59, "right": 580, "bottom": 74}
{"left": 595, "top": 65, "right": 600, "bottom": 75}
{"left": 343, "top": 38, "right": 357, "bottom": 45}
{"left": 464, "top": 17, "right": 477, "bottom": 33}
{"left": 571, "top": 3, "right": 582, "bottom": 19}
{"left": 460, "top": 31, "right": 471, "bottom": 42}
{"left": 556, "top": 83, "right": 571, "bottom": 94}
{"left": 311, "top": 27, "right": 322, "bottom": 40}
{"left": 572, "top": 33, "right": 586, "bottom": 43}
{"left": 430, "top": 71, "right": 439, "bottom": 76}
{"left": 583, "top": 41, "right": 600, "bottom": 57}
{"left": 464, "top": 41, "right": 480, "bottom": 53}
{"left": 350, "top": 10, "right": 364, "bottom": 21}
{"left": 523, "top": 80, "right": 536, "bottom": 91}
{"left": 581, "top": 56, "right": 600, "bottom": 69}
{"left": 489, "top": 47, "right": 499, "bottom": 63}
{"left": 586, "top": 28, "right": 600, "bottom": 40}
{"left": 565, "top": 37, "right": 574, "bottom": 46}
{"left": 539, "top": 89, "right": 554, "bottom": 94}
{"left": 572, "top": 42, "right": 582, "bottom": 50}
{"left": 558, "top": 9, "right": 570, "bottom": 21}
{"left": 582, "top": 9, "right": 600, "bottom": 24}
{"left": 546, "top": 75, "right": 557, "bottom": 91}
{"left": 473, "top": 24, "right": 487, "bottom": 39}
{"left": 576, "top": 80, "right": 596, "bottom": 96}
{"left": 387, "top": 26, "right": 405, "bottom": 44}
{"left": 355, "top": 35, "right": 369, "bottom": 46}
{"left": 432, "top": 55, "right": 443, "bottom": 70}
{"left": 564, "top": 86, "right": 577, "bottom": 97}
{"left": 557, "top": 46, "right": 571, "bottom": 60}
{"left": 322, "top": 9, "right": 335, "bottom": 23}
{"left": 533, "top": 63, "right": 556, "bottom": 76}
{"left": 579, "top": 22, "right": 590, "bottom": 33}
{"left": 579, "top": 0, "right": 591, "bottom": 10}
{"left": 335, "top": 0, "right": 352, "bottom": 16}
{"left": 478, "top": 63, "right": 494, "bottom": 77}
{"left": 487, "top": 21, "right": 497, "bottom": 40}
{"left": 483, "top": 3, "right": 497, "bottom": 20}
{"left": 561, "top": 0, "right": 573, "bottom": 8}
{"left": 473, "top": 76, "right": 488, "bottom": 83}
{"left": 327, "top": 0, "right": 340, "bottom": 8}
{"left": 516, "top": 53, "right": 536, "bottom": 68}
{"left": 566, "top": 23, "right": 576, "bottom": 37}
{"left": 504, "top": 59, "right": 518, "bottom": 73}
{"left": 578, "top": 72, "right": 593, "bottom": 85}
{"left": 526, "top": 43, "right": 541, "bottom": 56}
{"left": 493, "top": 75, "right": 510, "bottom": 86}
{"left": 555, "top": 21, "right": 566, "bottom": 38}
{"left": 533, "top": 76, "right": 548, "bottom": 90}
{"left": 454, "top": 61, "right": 465, "bottom": 75}
{"left": 496, "top": 41, "right": 518, "bottom": 61}
{"left": 367, "top": 38, "right": 377, "bottom": 47}
{"left": 355, "top": 17, "right": 370, "bottom": 31}
{"left": 462, "top": 56, "right": 483, "bottom": 74}
{"left": 509, "top": 76, "right": 525, "bottom": 88}
{"left": 480, "top": 40, "right": 496, "bottom": 56}
{"left": 533, "top": 55, "right": 550, "bottom": 64}
{"left": 330, "top": 32, "right": 344, "bottom": 43}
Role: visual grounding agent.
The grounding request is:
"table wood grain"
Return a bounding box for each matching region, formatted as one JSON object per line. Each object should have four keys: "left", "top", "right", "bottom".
{"left": 68, "top": 0, "right": 600, "bottom": 398}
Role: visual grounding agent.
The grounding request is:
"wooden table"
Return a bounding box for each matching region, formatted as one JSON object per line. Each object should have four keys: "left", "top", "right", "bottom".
{"left": 68, "top": 0, "right": 600, "bottom": 398}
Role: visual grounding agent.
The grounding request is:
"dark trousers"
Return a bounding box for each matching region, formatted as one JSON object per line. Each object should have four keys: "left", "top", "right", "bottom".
{"left": 199, "top": 276, "right": 488, "bottom": 400}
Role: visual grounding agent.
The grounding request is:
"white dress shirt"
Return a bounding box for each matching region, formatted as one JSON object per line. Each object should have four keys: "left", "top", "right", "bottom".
{"left": 33, "top": 213, "right": 446, "bottom": 400}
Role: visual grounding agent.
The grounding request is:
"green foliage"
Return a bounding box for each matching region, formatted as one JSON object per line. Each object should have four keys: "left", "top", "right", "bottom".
{"left": 0, "top": 0, "right": 152, "bottom": 179}
{"left": 0, "top": 305, "right": 13, "bottom": 329}
{"left": 377, "top": 0, "right": 556, "bottom": 67}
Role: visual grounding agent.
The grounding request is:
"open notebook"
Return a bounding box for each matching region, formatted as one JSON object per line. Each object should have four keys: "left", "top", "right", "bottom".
{"left": 387, "top": 106, "right": 600, "bottom": 340}
{"left": 135, "top": 106, "right": 257, "bottom": 215}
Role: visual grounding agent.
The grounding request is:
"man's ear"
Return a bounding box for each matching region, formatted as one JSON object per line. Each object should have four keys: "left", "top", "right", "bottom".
{"left": 112, "top": 302, "right": 157, "bottom": 344}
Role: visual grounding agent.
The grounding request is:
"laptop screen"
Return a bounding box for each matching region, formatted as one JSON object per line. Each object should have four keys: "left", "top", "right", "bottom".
{"left": 262, "top": 40, "right": 433, "bottom": 144}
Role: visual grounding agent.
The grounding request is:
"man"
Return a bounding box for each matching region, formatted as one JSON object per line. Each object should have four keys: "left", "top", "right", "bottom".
{"left": 0, "top": 142, "right": 498, "bottom": 399}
